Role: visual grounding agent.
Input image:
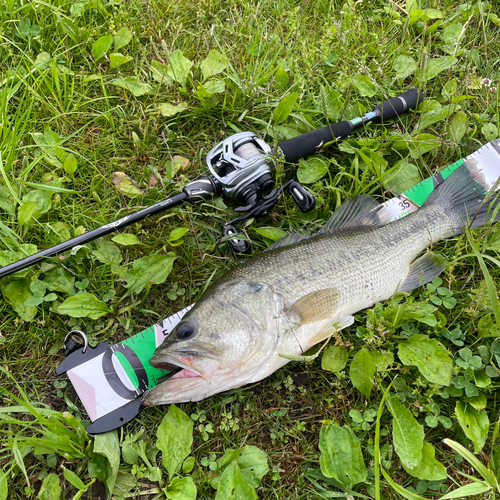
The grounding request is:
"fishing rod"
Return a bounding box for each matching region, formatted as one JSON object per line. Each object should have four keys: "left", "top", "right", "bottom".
{"left": 0, "top": 88, "right": 423, "bottom": 279}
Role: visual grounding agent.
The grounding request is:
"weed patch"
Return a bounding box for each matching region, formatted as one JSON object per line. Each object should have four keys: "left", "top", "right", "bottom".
{"left": 1, "top": 0, "right": 500, "bottom": 498}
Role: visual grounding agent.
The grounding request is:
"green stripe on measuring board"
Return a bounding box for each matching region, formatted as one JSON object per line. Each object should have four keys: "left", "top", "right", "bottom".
{"left": 403, "top": 158, "right": 465, "bottom": 207}
{"left": 119, "top": 325, "right": 167, "bottom": 389}
{"left": 66, "top": 139, "right": 500, "bottom": 423}
{"left": 383, "top": 139, "right": 500, "bottom": 220}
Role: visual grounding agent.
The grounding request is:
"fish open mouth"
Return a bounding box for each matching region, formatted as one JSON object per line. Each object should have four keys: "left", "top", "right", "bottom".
{"left": 170, "top": 368, "right": 201, "bottom": 379}
{"left": 150, "top": 347, "right": 222, "bottom": 380}
{"left": 150, "top": 353, "right": 203, "bottom": 379}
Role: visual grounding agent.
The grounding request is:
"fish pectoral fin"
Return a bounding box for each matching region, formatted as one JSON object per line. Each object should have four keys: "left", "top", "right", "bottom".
{"left": 308, "top": 314, "right": 355, "bottom": 346}
{"left": 319, "top": 194, "right": 392, "bottom": 234}
{"left": 286, "top": 288, "right": 340, "bottom": 326}
{"left": 399, "top": 252, "right": 447, "bottom": 293}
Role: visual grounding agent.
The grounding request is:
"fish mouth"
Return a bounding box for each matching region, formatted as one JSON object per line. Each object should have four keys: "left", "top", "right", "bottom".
{"left": 150, "top": 353, "right": 202, "bottom": 379}
{"left": 150, "top": 349, "right": 220, "bottom": 379}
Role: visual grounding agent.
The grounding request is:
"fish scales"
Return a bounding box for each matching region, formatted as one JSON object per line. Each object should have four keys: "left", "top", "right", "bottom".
{"left": 143, "top": 164, "right": 500, "bottom": 406}
{"left": 220, "top": 203, "right": 454, "bottom": 316}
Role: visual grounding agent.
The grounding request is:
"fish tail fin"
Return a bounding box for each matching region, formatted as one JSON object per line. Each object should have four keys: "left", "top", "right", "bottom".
{"left": 424, "top": 162, "right": 500, "bottom": 235}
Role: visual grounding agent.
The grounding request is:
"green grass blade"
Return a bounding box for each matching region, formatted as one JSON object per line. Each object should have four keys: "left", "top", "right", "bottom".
{"left": 466, "top": 230, "right": 500, "bottom": 328}
{"left": 438, "top": 481, "right": 491, "bottom": 499}
{"left": 443, "top": 439, "right": 497, "bottom": 487}
{"left": 492, "top": 415, "right": 500, "bottom": 471}
{"left": 0, "top": 220, "right": 22, "bottom": 249}
{"left": 375, "top": 378, "right": 396, "bottom": 500}
{"left": 11, "top": 439, "right": 29, "bottom": 487}
{"left": 0, "top": 150, "right": 20, "bottom": 205}
{"left": 381, "top": 467, "right": 429, "bottom": 500}
{"left": 0, "top": 405, "right": 58, "bottom": 414}
{"left": 17, "top": 181, "right": 79, "bottom": 193}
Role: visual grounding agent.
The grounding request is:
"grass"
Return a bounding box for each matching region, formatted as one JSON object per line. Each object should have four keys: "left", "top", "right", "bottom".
{"left": 1, "top": 0, "right": 500, "bottom": 498}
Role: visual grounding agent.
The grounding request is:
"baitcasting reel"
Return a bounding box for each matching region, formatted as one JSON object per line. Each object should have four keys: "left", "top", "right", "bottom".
{"left": 204, "top": 132, "right": 316, "bottom": 252}
{"left": 207, "top": 132, "right": 275, "bottom": 210}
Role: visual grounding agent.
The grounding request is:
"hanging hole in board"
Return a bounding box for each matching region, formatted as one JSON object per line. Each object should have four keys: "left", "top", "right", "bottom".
{"left": 63, "top": 330, "right": 89, "bottom": 356}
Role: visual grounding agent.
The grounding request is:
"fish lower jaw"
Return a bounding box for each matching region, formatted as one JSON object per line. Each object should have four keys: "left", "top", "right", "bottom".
{"left": 142, "top": 368, "right": 264, "bottom": 406}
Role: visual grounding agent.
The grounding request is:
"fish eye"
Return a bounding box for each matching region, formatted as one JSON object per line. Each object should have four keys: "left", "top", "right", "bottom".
{"left": 177, "top": 322, "right": 196, "bottom": 340}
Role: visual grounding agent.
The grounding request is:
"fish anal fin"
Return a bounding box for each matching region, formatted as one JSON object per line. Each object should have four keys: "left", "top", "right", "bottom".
{"left": 308, "top": 315, "right": 355, "bottom": 346}
{"left": 399, "top": 252, "right": 447, "bottom": 293}
{"left": 287, "top": 288, "right": 340, "bottom": 326}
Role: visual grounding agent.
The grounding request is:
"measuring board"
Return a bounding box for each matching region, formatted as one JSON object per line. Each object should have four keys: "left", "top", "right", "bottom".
{"left": 56, "top": 139, "right": 500, "bottom": 434}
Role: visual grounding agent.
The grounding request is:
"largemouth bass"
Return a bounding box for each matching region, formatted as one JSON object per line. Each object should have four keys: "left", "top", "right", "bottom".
{"left": 143, "top": 163, "right": 499, "bottom": 406}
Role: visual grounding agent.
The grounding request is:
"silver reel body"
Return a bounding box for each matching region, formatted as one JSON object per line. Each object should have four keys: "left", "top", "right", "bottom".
{"left": 206, "top": 131, "right": 274, "bottom": 206}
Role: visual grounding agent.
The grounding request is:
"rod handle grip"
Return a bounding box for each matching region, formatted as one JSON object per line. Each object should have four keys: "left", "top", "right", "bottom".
{"left": 277, "top": 88, "right": 424, "bottom": 163}
{"left": 373, "top": 88, "right": 424, "bottom": 122}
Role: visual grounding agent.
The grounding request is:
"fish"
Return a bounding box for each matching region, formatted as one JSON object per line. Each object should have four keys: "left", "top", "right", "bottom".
{"left": 142, "top": 162, "right": 500, "bottom": 406}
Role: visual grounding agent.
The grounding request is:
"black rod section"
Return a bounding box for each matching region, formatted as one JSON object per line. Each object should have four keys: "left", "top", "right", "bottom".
{"left": 0, "top": 90, "right": 424, "bottom": 279}
{"left": 277, "top": 88, "right": 424, "bottom": 163}
{"left": 0, "top": 192, "right": 188, "bottom": 279}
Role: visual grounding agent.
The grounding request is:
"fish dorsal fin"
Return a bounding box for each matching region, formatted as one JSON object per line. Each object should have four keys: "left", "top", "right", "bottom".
{"left": 265, "top": 232, "right": 309, "bottom": 251}
{"left": 266, "top": 194, "right": 391, "bottom": 252}
{"left": 398, "top": 252, "right": 447, "bottom": 293}
{"left": 286, "top": 288, "right": 340, "bottom": 326}
{"left": 319, "top": 194, "right": 392, "bottom": 233}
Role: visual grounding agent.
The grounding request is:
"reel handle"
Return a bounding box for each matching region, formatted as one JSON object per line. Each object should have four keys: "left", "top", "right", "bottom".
{"left": 224, "top": 181, "right": 316, "bottom": 254}
{"left": 284, "top": 181, "right": 316, "bottom": 212}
